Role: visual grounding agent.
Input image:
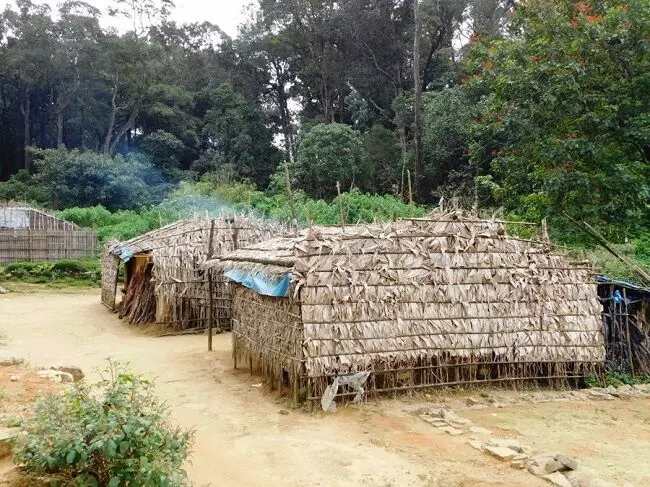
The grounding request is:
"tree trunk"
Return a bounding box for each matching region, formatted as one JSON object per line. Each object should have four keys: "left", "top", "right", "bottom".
{"left": 20, "top": 89, "right": 31, "bottom": 172}
{"left": 108, "top": 103, "right": 140, "bottom": 155}
{"left": 413, "top": 0, "right": 424, "bottom": 201}
{"left": 56, "top": 110, "right": 64, "bottom": 148}
{"left": 278, "top": 92, "right": 295, "bottom": 162}
{"left": 102, "top": 91, "right": 117, "bottom": 155}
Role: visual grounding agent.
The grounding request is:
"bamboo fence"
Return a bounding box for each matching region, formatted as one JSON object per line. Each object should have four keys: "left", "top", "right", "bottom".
{"left": 220, "top": 210, "right": 605, "bottom": 404}
{"left": 0, "top": 204, "right": 96, "bottom": 263}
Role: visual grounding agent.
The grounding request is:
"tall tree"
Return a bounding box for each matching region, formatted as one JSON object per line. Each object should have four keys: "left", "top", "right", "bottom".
{"left": 413, "top": 0, "right": 423, "bottom": 200}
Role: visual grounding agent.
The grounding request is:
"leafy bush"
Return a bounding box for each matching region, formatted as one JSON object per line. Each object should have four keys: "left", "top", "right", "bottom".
{"left": 2, "top": 259, "right": 100, "bottom": 285}
{"left": 19, "top": 148, "right": 174, "bottom": 211}
{"left": 57, "top": 206, "right": 177, "bottom": 244}
{"left": 14, "top": 361, "right": 193, "bottom": 487}
{"left": 294, "top": 123, "right": 370, "bottom": 199}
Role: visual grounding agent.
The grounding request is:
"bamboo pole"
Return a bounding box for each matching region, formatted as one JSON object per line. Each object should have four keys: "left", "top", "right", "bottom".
{"left": 623, "top": 288, "right": 635, "bottom": 376}
{"left": 207, "top": 219, "right": 216, "bottom": 351}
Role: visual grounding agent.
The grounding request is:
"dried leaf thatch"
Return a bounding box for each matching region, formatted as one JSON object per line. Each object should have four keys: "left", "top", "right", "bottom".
{"left": 101, "top": 214, "right": 289, "bottom": 330}
{"left": 224, "top": 210, "right": 604, "bottom": 402}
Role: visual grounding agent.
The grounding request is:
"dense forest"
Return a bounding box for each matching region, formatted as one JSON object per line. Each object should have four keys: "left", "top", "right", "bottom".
{"left": 0, "top": 0, "right": 648, "bottom": 242}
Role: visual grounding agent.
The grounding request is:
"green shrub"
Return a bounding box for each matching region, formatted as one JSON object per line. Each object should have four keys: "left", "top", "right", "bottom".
{"left": 2, "top": 259, "right": 100, "bottom": 285}
{"left": 14, "top": 361, "right": 193, "bottom": 487}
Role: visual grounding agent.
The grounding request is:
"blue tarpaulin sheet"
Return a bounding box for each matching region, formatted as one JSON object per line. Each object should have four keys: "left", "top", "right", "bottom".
{"left": 224, "top": 268, "right": 291, "bottom": 298}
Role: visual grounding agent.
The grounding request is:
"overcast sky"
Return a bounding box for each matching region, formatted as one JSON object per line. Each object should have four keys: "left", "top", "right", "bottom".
{"left": 1, "top": 0, "right": 253, "bottom": 37}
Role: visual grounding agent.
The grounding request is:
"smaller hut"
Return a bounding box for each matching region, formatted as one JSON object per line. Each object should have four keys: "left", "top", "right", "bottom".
{"left": 101, "top": 214, "right": 289, "bottom": 331}
{"left": 0, "top": 203, "right": 96, "bottom": 263}
{"left": 212, "top": 211, "right": 605, "bottom": 407}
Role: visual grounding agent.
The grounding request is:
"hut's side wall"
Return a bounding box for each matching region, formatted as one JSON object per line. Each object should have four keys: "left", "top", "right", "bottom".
{"left": 101, "top": 253, "right": 120, "bottom": 310}
{"left": 295, "top": 218, "right": 605, "bottom": 399}
{"left": 151, "top": 216, "right": 286, "bottom": 331}
{"left": 231, "top": 284, "right": 304, "bottom": 398}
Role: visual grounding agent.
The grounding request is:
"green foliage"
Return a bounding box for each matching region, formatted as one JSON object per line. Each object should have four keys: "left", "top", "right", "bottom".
{"left": 587, "top": 366, "right": 650, "bottom": 388}
{"left": 364, "top": 124, "right": 401, "bottom": 195}
{"left": 294, "top": 123, "right": 370, "bottom": 199}
{"left": 14, "top": 360, "right": 192, "bottom": 487}
{"left": 57, "top": 206, "right": 176, "bottom": 244}
{"left": 21, "top": 148, "right": 173, "bottom": 211}
{"left": 193, "top": 83, "right": 281, "bottom": 187}
{"left": 1, "top": 259, "right": 100, "bottom": 286}
{"left": 178, "top": 178, "right": 426, "bottom": 225}
{"left": 0, "top": 170, "right": 46, "bottom": 203}
{"left": 466, "top": 0, "right": 650, "bottom": 239}
{"left": 421, "top": 86, "right": 475, "bottom": 201}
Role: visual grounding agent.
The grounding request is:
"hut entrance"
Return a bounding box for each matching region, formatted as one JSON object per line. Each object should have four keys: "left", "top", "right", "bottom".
{"left": 598, "top": 277, "right": 650, "bottom": 377}
{"left": 119, "top": 254, "right": 155, "bottom": 324}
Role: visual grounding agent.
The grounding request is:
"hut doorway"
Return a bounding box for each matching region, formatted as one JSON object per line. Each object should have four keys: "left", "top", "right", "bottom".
{"left": 119, "top": 253, "right": 156, "bottom": 324}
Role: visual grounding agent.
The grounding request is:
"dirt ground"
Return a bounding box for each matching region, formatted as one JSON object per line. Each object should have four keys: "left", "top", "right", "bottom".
{"left": 0, "top": 291, "right": 647, "bottom": 486}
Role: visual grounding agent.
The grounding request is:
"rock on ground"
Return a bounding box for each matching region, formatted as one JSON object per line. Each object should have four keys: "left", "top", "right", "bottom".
{"left": 0, "top": 427, "right": 19, "bottom": 459}
{"left": 37, "top": 369, "right": 73, "bottom": 383}
{"left": 544, "top": 472, "right": 573, "bottom": 487}
{"left": 555, "top": 454, "right": 578, "bottom": 471}
{"left": 483, "top": 445, "right": 519, "bottom": 461}
{"left": 50, "top": 365, "right": 84, "bottom": 382}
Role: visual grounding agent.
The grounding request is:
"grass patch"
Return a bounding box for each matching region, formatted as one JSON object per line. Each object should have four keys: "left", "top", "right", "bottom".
{"left": 0, "top": 258, "right": 101, "bottom": 287}
{"left": 586, "top": 367, "right": 650, "bottom": 388}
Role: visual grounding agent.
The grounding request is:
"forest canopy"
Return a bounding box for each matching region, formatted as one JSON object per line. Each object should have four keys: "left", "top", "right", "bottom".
{"left": 0, "top": 0, "right": 647, "bottom": 242}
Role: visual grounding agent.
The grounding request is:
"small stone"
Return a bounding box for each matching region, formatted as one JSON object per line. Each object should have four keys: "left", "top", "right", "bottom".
{"left": 544, "top": 472, "right": 573, "bottom": 487}
{"left": 278, "top": 409, "right": 289, "bottom": 415}
{"left": 484, "top": 445, "right": 519, "bottom": 461}
{"left": 469, "top": 426, "right": 492, "bottom": 435}
{"left": 443, "top": 426, "right": 464, "bottom": 436}
{"left": 480, "top": 392, "right": 491, "bottom": 398}
{"left": 617, "top": 384, "right": 633, "bottom": 392}
{"left": 0, "top": 286, "right": 8, "bottom": 294}
{"left": 487, "top": 438, "right": 525, "bottom": 453}
{"left": 9, "top": 375, "right": 19, "bottom": 382}
{"left": 529, "top": 464, "right": 548, "bottom": 476}
{"left": 509, "top": 453, "right": 530, "bottom": 469}
{"left": 544, "top": 459, "right": 567, "bottom": 474}
{"left": 51, "top": 365, "right": 84, "bottom": 382}
{"left": 428, "top": 408, "right": 446, "bottom": 418}
{"left": 37, "top": 369, "right": 73, "bottom": 383}
{"left": 555, "top": 454, "right": 578, "bottom": 471}
{"left": 468, "top": 440, "right": 484, "bottom": 451}
{"left": 466, "top": 397, "right": 482, "bottom": 406}
{"left": 603, "top": 386, "right": 618, "bottom": 395}
{"left": 564, "top": 470, "right": 616, "bottom": 487}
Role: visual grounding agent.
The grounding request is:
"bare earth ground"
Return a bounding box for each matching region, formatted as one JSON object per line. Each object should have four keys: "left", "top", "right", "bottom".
{"left": 0, "top": 291, "right": 647, "bottom": 486}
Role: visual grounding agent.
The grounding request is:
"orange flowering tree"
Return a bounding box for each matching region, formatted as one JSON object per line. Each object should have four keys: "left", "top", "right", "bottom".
{"left": 465, "top": 0, "right": 649, "bottom": 239}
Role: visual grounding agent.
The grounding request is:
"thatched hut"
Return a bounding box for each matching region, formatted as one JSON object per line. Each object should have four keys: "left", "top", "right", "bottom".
{"left": 101, "top": 214, "right": 287, "bottom": 330}
{"left": 212, "top": 211, "right": 604, "bottom": 407}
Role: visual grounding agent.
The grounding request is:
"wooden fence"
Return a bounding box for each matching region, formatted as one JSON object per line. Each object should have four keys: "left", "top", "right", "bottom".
{"left": 0, "top": 229, "right": 98, "bottom": 263}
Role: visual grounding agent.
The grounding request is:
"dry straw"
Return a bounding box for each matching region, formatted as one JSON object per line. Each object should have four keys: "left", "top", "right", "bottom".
{"left": 101, "top": 214, "right": 288, "bottom": 330}
{"left": 219, "top": 210, "right": 605, "bottom": 403}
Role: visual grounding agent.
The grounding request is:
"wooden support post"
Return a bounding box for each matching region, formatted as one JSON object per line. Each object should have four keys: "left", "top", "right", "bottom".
{"left": 207, "top": 219, "right": 216, "bottom": 351}
{"left": 623, "top": 288, "right": 634, "bottom": 376}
